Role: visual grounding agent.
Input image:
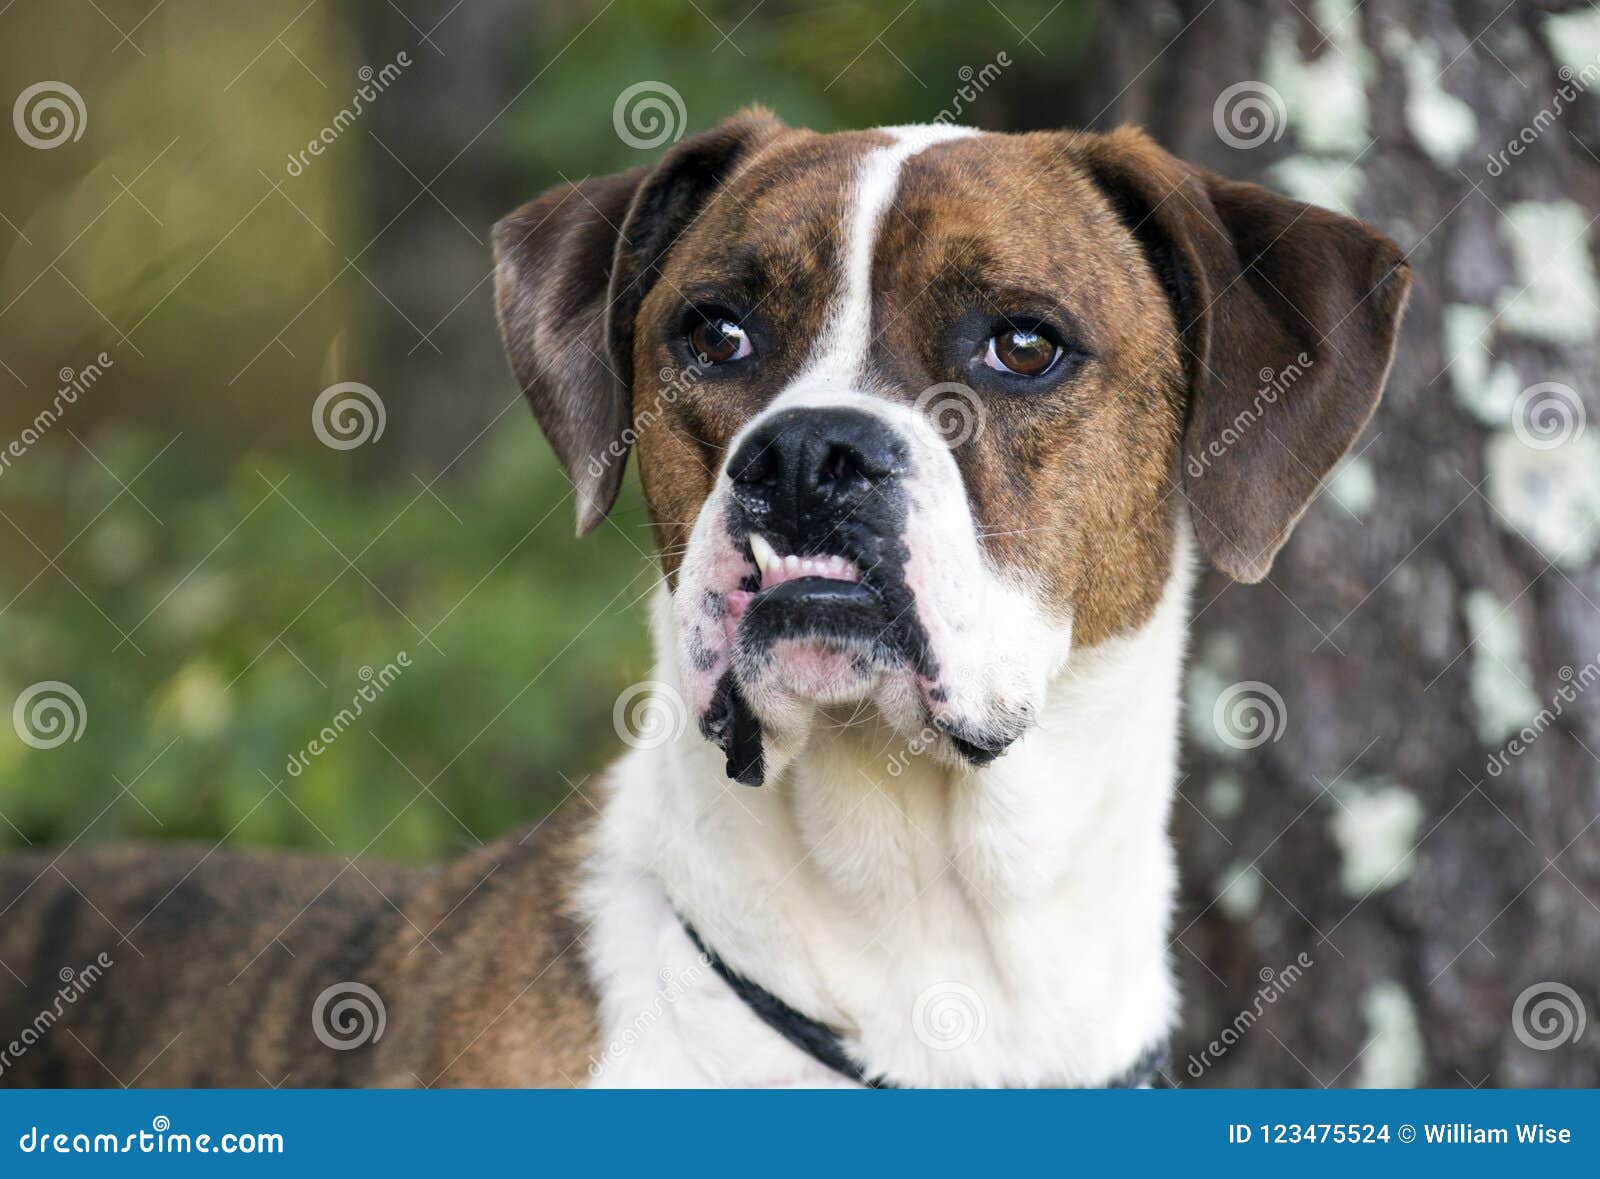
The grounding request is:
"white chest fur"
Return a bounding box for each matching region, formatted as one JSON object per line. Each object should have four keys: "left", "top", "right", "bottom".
{"left": 580, "top": 536, "right": 1194, "bottom": 1088}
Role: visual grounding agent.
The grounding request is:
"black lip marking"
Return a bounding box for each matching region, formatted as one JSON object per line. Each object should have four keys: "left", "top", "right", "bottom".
{"left": 701, "top": 670, "right": 765, "bottom": 787}
{"left": 687, "top": 627, "right": 720, "bottom": 672}
{"left": 935, "top": 717, "right": 1018, "bottom": 767}
{"left": 740, "top": 577, "right": 886, "bottom": 646}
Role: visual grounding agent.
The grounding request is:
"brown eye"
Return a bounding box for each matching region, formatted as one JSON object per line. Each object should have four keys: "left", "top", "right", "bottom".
{"left": 985, "top": 328, "right": 1059, "bottom": 376}
{"left": 689, "top": 317, "right": 752, "bottom": 365}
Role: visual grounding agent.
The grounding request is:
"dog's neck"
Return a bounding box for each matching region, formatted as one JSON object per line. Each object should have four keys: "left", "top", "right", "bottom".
{"left": 582, "top": 535, "right": 1194, "bottom": 1087}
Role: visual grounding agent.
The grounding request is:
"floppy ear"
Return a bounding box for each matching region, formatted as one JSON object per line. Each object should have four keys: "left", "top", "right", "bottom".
{"left": 1080, "top": 127, "right": 1411, "bottom": 583}
{"left": 492, "top": 109, "right": 783, "bottom": 535}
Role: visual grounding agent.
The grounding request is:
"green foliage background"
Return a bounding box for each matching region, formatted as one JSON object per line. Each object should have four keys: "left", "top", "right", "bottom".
{"left": 0, "top": 1, "right": 1090, "bottom": 861}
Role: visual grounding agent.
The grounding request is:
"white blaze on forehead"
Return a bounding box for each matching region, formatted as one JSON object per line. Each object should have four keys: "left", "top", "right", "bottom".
{"left": 804, "top": 123, "right": 978, "bottom": 390}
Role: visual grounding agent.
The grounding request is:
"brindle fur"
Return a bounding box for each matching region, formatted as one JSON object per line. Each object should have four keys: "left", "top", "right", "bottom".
{"left": 0, "top": 803, "right": 596, "bottom": 1086}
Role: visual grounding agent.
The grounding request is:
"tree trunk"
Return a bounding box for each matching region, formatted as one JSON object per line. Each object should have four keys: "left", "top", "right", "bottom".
{"left": 355, "top": 0, "right": 545, "bottom": 468}
{"left": 1058, "top": 0, "right": 1600, "bottom": 1087}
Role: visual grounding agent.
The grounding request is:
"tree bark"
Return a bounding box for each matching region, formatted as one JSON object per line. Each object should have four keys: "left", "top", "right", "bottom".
{"left": 1055, "top": 0, "right": 1600, "bottom": 1087}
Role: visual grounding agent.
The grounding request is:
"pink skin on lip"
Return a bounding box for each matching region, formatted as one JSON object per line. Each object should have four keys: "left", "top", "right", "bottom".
{"left": 724, "top": 588, "right": 752, "bottom": 645}
{"left": 678, "top": 516, "right": 753, "bottom": 718}
{"left": 900, "top": 536, "right": 957, "bottom": 723}
{"left": 684, "top": 525, "right": 881, "bottom": 726}
{"left": 763, "top": 638, "right": 868, "bottom": 698}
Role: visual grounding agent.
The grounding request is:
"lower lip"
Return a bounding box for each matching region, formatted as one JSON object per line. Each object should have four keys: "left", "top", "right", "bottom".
{"left": 730, "top": 576, "right": 885, "bottom": 643}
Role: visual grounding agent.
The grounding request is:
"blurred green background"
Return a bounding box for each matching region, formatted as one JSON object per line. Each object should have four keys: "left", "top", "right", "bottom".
{"left": 0, "top": 0, "right": 1090, "bottom": 860}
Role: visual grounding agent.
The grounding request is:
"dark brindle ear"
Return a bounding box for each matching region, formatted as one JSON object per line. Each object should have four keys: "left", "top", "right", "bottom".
{"left": 1081, "top": 127, "right": 1411, "bottom": 583}
{"left": 492, "top": 109, "right": 783, "bottom": 535}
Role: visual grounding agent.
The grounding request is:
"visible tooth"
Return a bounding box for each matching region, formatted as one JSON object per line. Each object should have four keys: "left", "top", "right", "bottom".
{"left": 749, "top": 534, "right": 778, "bottom": 577}
{"left": 785, "top": 554, "right": 801, "bottom": 574}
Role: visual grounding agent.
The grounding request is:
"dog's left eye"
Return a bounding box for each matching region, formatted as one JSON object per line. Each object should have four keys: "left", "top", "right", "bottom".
{"left": 983, "top": 328, "right": 1060, "bottom": 377}
{"left": 689, "top": 317, "right": 753, "bottom": 365}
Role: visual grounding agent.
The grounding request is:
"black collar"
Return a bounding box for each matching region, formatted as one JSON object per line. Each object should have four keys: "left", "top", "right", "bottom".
{"left": 681, "top": 918, "right": 1169, "bottom": 1089}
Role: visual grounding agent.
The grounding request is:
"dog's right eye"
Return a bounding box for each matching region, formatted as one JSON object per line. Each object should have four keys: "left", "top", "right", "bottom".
{"left": 688, "top": 317, "right": 752, "bottom": 366}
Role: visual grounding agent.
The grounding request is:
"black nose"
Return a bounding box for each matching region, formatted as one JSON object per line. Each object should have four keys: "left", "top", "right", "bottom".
{"left": 728, "top": 407, "right": 907, "bottom": 523}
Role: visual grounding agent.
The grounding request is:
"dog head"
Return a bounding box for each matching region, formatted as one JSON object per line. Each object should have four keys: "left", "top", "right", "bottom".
{"left": 493, "top": 111, "right": 1410, "bottom": 786}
